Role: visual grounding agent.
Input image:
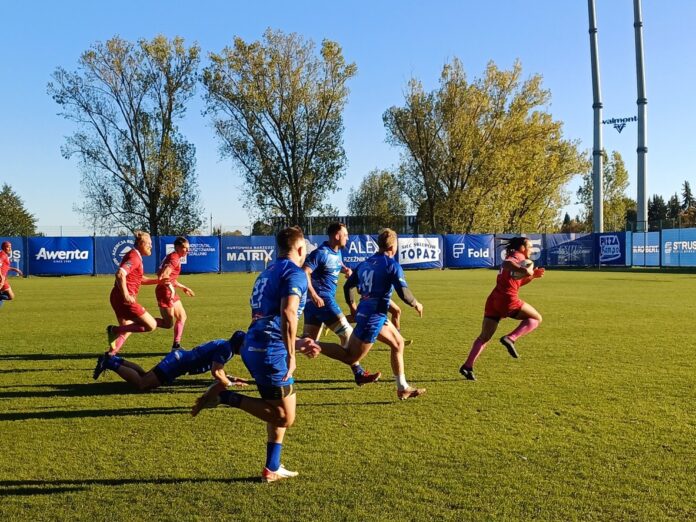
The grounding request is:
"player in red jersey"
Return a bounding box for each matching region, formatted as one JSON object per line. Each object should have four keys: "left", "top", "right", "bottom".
{"left": 459, "top": 237, "right": 545, "bottom": 381}
{"left": 103, "top": 231, "right": 159, "bottom": 357}
{"left": 0, "top": 241, "right": 23, "bottom": 305}
{"left": 155, "top": 236, "right": 195, "bottom": 351}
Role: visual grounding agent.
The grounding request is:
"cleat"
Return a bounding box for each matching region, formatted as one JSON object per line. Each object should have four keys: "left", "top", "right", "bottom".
{"left": 354, "top": 370, "right": 381, "bottom": 386}
{"left": 93, "top": 353, "right": 108, "bottom": 380}
{"left": 404, "top": 338, "right": 414, "bottom": 346}
{"left": 106, "top": 325, "right": 119, "bottom": 351}
{"left": 191, "top": 383, "right": 222, "bottom": 417}
{"left": 459, "top": 364, "right": 476, "bottom": 381}
{"left": 171, "top": 342, "right": 181, "bottom": 352}
{"left": 262, "top": 465, "right": 299, "bottom": 483}
{"left": 500, "top": 336, "right": 519, "bottom": 359}
{"left": 397, "top": 386, "right": 426, "bottom": 400}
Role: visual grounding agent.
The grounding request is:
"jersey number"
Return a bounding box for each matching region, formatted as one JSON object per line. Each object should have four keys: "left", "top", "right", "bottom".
{"left": 250, "top": 277, "right": 269, "bottom": 308}
{"left": 360, "top": 269, "right": 374, "bottom": 294}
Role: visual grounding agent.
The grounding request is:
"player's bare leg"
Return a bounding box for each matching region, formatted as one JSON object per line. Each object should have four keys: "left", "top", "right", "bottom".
{"left": 378, "top": 321, "right": 424, "bottom": 400}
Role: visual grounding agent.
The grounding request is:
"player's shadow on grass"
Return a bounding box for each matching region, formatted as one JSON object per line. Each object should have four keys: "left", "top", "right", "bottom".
{"left": 0, "top": 352, "right": 161, "bottom": 361}
{"left": 0, "top": 476, "right": 261, "bottom": 495}
{"left": 0, "top": 406, "right": 189, "bottom": 422}
{"left": 0, "top": 380, "right": 232, "bottom": 399}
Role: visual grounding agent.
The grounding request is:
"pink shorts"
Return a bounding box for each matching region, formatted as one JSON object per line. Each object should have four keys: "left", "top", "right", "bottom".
{"left": 484, "top": 293, "right": 524, "bottom": 321}
{"left": 110, "top": 287, "right": 146, "bottom": 321}
{"left": 155, "top": 284, "right": 180, "bottom": 309}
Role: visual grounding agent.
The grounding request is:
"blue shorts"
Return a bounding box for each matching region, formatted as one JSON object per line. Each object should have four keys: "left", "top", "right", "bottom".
{"left": 153, "top": 351, "right": 185, "bottom": 384}
{"left": 304, "top": 298, "right": 344, "bottom": 327}
{"left": 241, "top": 341, "right": 294, "bottom": 388}
{"left": 353, "top": 312, "right": 388, "bottom": 344}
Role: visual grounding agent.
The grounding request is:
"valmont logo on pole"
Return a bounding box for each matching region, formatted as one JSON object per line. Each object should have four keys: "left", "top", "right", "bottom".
{"left": 601, "top": 115, "right": 637, "bottom": 134}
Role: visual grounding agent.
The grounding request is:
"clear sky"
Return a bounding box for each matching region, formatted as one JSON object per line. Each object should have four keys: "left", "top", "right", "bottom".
{"left": 1, "top": 0, "right": 694, "bottom": 234}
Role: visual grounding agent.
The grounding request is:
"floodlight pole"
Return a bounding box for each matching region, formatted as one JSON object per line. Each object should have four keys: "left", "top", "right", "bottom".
{"left": 588, "top": 0, "right": 604, "bottom": 232}
{"left": 634, "top": 0, "right": 648, "bottom": 231}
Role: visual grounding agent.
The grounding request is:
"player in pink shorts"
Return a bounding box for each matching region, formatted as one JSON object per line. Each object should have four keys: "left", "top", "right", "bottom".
{"left": 459, "top": 237, "right": 545, "bottom": 381}
{"left": 102, "top": 231, "right": 159, "bottom": 361}
{"left": 155, "top": 236, "right": 195, "bottom": 351}
{"left": 0, "top": 241, "right": 23, "bottom": 306}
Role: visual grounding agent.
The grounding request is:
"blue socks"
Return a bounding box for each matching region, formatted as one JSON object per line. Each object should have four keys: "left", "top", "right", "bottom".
{"left": 104, "top": 355, "right": 123, "bottom": 371}
{"left": 219, "top": 390, "right": 243, "bottom": 408}
{"left": 265, "top": 442, "right": 282, "bottom": 472}
{"left": 351, "top": 364, "right": 365, "bottom": 376}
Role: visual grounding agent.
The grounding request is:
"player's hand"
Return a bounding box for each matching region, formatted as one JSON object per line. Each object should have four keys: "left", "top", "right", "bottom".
{"left": 414, "top": 301, "right": 424, "bottom": 318}
{"left": 298, "top": 338, "right": 321, "bottom": 358}
{"left": 345, "top": 313, "right": 355, "bottom": 324}
{"left": 282, "top": 356, "right": 296, "bottom": 382}
{"left": 311, "top": 292, "right": 325, "bottom": 308}
{"left": 183, "top": 287, "right": 195, "bottom": 297}
{"left": 343, "top": 267, "right": 353, "bottom": 278}
{"left": 533, "top": 267, "right": 545, "bottom": 278}
{"left": 226, "top": 375, "right": 248, "bottom": 387}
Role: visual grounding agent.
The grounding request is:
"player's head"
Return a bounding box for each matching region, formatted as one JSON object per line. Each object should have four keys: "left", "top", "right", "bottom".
{"left": 326, "top": 222, "right": 348, "bottom": 248}
{"left": 505, "top": 237, "right": 531, "bottom": 258}
{"left": 134, "top": 231, "right": 152, "bottom": 256}
{"left": 1, "top": 241, "right": 10, "bottom": 254}
{"left": 173, "top": 236, "right": 190, "bottom": 256}
{"left": 229, "top": 330, "right": 246, "bottom": 355}
{"left": 377, "top": 228, "right": 398, "bottom": 255}
{"left": 276, "top": 226, "right": 305, "bottom": 264}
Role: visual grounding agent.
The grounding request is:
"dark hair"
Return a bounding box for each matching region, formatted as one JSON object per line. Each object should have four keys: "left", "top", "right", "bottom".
{"left": 276, "top": 226, "right": 304, "bottom": 256}
{"left": 326, "top": 222, "right": 346, "bottom": 237}
{"left": 229, "top": 330, "right": 246, "bottom": 354}
{"left": 504, "top": 237, "right": 529, "bottom": 257}
{"left": 174, "top": 236, "right": 188, "bottom": 247}
{"left": 1, "top": 241, "right": 10, "bottom": 249}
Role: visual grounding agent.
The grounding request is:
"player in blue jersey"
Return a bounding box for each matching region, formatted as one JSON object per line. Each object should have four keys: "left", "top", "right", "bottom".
{"left": 191, "top": 226, "right": 314, "bottom": 483}
{"left": 92, "top": 331, "right": 249, "bottom": 391}
{"left": 302, "top": 223, "right": 381, "bottom": 385}
{"left": 342, "top": 228, "right": 425, "bottom": 400}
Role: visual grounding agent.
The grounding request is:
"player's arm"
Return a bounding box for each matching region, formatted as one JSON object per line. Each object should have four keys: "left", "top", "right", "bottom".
{"left": 174, "top": 280, "right": 195, "bottom": 297}
{"left": 343, "top": 271, "right": 359, "bottom": 318}
{"left": 8, "top": 267, "right": 23, "bottom": 277}
{"left": 388, "top": 300, "right": 402, "bottom": 330}
{"left": 303, "top": 266, "right": 324, "bottom": 308}
{"left": 211, "top": 362, "right": 247, "bottom": 387}
{"left": 280, "top": 295, "right": 299, "bottom": 381}
{"left": 341, "top": 264, "right": 352, "bottom": 278}
{"left": 392, "top": 268, "right": 423, "bottom": 317}
{"left": 502, "top": 259, "right": 534, "bottom": 278}
{"left": 140, "top": 276, "right": 159, "bottom": 286}
{"left": 521, "top": 267, "right": 545, "bottom": 285}
{"left": 115, "top": 268, "right": 135, "bottom": 303}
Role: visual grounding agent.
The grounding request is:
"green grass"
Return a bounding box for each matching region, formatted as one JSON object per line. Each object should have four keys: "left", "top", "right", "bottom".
{"left": 0, "top": 270, "right": 694, "bottom": 521}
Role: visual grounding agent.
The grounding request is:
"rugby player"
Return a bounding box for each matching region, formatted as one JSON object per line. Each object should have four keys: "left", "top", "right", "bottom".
{"left": 93, "top": 331, "right": 248, "bottom": 390}
{"left": 0, "top": 241, "right": 22, "bottom": 305}
{"left": 459, "top": 236, "right": 545, "bottom": 381}
{"left": 155, "top": 236, "right": 195, "bottom": 351}
{"left": 191, "top": 226, "right": 314, "bottom": 483}
{"left": 104, "top": 231, "right": 159, "bottom": 355}
{"left": 302, "top": 223, "right": 379, "bottom": 385}
{"left": 340, "top": 228, "right": 426, "bottom": 400}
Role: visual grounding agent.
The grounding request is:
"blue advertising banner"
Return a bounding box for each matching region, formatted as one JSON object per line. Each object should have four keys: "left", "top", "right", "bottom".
{"left": 28, "top": 237, "right": 94, "bottom": 275}
{"left": 341, "top": 234, "right": 379, "bottom": 269}
{"left": 444, "top": 234, "right": 494, "bottom": 268}
{"left": 397, "top": 235, "right": 443, "bottom": 269}
{"left": 95, "top": 237, "right": 158, "bottom": 275}
{"left": 545, "top": 233, "right": 594, "bottom": 267}
{"left": 0, "top": 236, "right": 26, "bottom": 275}
{"left": 157, "top": 236, "right": 220, "bottom": 273}
{"left": 662, "top": 228, "right": 696, "bottom": 267}
{"left": 493, "top": 234, "right": 544, "bottom": 266}
{"left": 631, "top": 231, "right": 660, "bottom": 266}
{"left": 595, "top": 232, "right": 627, "bottom": 265}
{"left": 221, "top": 236, "right": 276, "bottom": 272}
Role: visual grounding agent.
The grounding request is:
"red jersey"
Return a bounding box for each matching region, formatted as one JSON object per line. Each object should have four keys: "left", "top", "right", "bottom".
{"left": 492, "top": 251, "right": 527, "bottom": 299}
{"left": 157, "top": 251, "right": 182, "bottom": 285}
{"left": 0, "top": 251, "right": 9, "bottom": 279}
{"left": 117, "top": 248, "right": 144, "bottom": 296}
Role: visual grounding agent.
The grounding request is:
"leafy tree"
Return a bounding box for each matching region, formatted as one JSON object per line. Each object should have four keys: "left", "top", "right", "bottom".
{"left": 347, "top": 169, "right": 408, "bottom": 229}
{"left": 251, "top": 221, "right": 274, "bottom": 236}
{"left": 667, "top": 193, "right": 681, "bottom": 223}
{"left": 559, "top": 212, "right": 587, "bottom": 233}
{"left": 577, "top": 150, "right": 630, "bottom": 232}
{"left": 384, "top": 59, "right": 588, "bottom": 233}
{"left": 203, "top": 29, "right": 357, "bottom": 224}
{"left": 0, "top": 184, "right": 37, "bottom": 236}
{"left": 49, "top": 35, "right": 203, "bottom": 235}
{"left": 682, "top": 181, "right": 694, "bottom": 210}
{"left": 648, "top": 194, "right": 668, "bottom": 229}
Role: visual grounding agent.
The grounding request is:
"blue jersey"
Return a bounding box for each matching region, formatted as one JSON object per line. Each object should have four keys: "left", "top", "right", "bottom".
{"left": 304, "top": 241, "right": 343, "bottom": 300}
{"left": 175, "top": 338, "right": 234, "bottom": 375}
{"left": 346, "top": 253, "right": 408, "bottom": 316}
{"left": 247, "top": 257, "right": 308, "bottom": 344}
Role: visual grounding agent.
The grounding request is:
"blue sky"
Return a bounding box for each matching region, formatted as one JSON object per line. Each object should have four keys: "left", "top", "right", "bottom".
{"left": 1, "top": 1, "right": 694, "bottom": 233}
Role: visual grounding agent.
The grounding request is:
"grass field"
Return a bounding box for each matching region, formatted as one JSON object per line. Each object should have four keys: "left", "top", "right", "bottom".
{"left": 1, "top": 269, "right": 695, "bottom": 521}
